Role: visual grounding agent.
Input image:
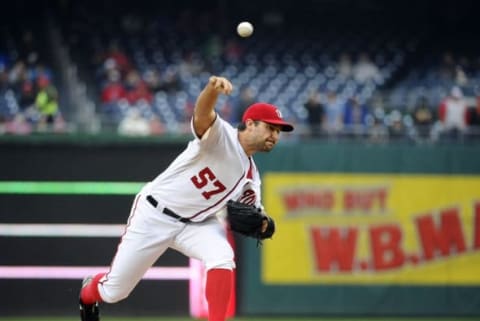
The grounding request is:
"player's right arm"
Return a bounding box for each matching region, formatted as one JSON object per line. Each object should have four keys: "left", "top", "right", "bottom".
{"left": 193, "top": 76, "right": 233, "bottom": 138}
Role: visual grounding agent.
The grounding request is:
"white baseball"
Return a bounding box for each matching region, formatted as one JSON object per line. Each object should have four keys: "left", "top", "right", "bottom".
{"left": 237, "top": 21, "right": 254, "bottom": 37}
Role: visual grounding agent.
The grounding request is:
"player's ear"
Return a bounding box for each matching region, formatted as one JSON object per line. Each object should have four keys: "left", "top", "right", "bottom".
{"left": 245, "top": 119, "right": 255, "bottom": 129}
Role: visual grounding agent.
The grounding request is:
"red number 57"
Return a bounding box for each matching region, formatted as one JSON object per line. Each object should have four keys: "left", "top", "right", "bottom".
{"left": 190, "top": 167, "right": 226, "bottom": 200}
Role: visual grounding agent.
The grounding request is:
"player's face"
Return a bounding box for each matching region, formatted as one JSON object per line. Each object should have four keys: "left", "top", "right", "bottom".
{"left": 251, "top": 121, "right": 281, "bottom": 152}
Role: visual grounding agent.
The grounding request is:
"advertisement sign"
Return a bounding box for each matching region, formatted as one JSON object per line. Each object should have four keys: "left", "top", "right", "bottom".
{"left": 263, "top": 173, "right": 480, "bottom": 285}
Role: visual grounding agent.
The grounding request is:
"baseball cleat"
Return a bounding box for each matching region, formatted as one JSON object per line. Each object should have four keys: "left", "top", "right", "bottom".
{"left": 79, "top": 276, "right": 100, "bottom": 321}
{"left": 79, "top": 300, "right": 99, "bottom": 321}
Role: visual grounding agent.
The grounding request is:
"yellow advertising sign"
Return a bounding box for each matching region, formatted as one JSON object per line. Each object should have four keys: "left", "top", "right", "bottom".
{"left": 262, "top": 173, "right": 480, "bottom": 285}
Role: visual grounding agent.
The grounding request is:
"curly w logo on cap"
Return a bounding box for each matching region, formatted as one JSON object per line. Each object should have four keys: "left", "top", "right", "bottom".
{"left": 242, "top": 103, "right": 294, "bottom": 132}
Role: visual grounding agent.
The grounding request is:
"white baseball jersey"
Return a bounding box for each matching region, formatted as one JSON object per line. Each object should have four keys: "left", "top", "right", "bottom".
{"left": 143, "top": 114, "right": 262, "bottom": 222}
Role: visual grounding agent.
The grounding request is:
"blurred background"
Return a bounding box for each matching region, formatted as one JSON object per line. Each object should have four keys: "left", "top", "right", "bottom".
{"left": 1, "top": 0, "right": 480, "bottom": 140}
{"left": 1, "top": 0, "right": 480, "bottom": 319}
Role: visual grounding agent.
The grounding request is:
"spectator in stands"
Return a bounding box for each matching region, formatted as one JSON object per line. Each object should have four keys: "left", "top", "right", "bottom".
{"left": 101, "top": 70, "right": 126, "bottom": 104}
{"left": 304, "top": 90, "right": 325, "bottom": 137}
{"left": 32, "top": 75, "right": 62, "bottom": 131}
{"left": 100, "top": 69, "right": 128, "bottom": 122}
{"left": 149, "top": 114, "right": 166, "bottom": 136}
{"left": 455, "top": 66, "right": 469, "bottom": 86}
{"left": 34, "top": 76, "right": 56, "bottom": 109}
{"left": 117, "top": 107, "right": 151, "bottom": 136}
{"left": 412, "top": 96, "right": 434, "bottom": 140}
{"left": 337, "top": 52, "right": 353, "bottom": 79}
{"left": 8, "top": 60, "right": 27, "bottom": 91}
{"left": 102, "top": 42, "right": 132, "bottom": 76}
{"left": 179, "top": 52, "right": 205, "bottom": 78}
{"left": 368, "top": 107, "right": 388, "bottom": 143}
{"left": 368, "top": 115, "right": 389, "bottom": 143}
{"left": 438, "top": 86, "right": 468, "bottom": 138}
{"left": 158, "top": 67, "right": 182, "bottom": 93}
{"left": 98, "top": 58, "right": 119, "bottom": 85}
{"left": 467, "top": 94, "right": 480, "bottom": 138}
{"left": 323, "top": 90, "right": 344, "bottom": 135}
{"left": 10, "top": 58, "right": 53, "bottom": 109}
{"left": 18, "top": 79, "right": 37, "bottom": 111}
{"left": 343, "top": 96, "right": 369, "bottom": 137}
{"left": 143, "top": 69, "right": 162, "bottom": 93}
{"left": 124, "top": 69, "right": 153, "bottom": 105}
{"left": 353, "top": 52, "right": 381, "bottom": 84}
{"left": 387, "top": 110, "right": 406, "bottom": 140}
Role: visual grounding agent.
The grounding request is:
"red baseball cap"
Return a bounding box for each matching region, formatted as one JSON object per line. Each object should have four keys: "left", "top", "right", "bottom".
{"left": 242, "top": 103, "right": 294, "bottom": 132}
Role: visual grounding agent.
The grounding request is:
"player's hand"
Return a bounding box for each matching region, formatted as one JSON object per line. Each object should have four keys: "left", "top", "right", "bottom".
{"left": 261, "top": 218, "right": 268, "bottom": 233}
{"left": 208, "top": 76, "right": 233, "bottom": 95}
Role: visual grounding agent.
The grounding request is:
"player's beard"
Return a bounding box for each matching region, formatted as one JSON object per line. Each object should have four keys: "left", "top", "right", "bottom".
{"left": 247, "top": 130, "right": 276, "bottom": 153}
{"left": 261, "top": 139, "right": 275, "bottom": 152}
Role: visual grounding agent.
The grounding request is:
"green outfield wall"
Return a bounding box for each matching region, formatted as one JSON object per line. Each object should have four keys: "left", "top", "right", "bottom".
{"left": 1, "top": 137, "right": 479, "bottom": 316}
{"left": 240, "top": 141, "right": 480, "bottom": 316}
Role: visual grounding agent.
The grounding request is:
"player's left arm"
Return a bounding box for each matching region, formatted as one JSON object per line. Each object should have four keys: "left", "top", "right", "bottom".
{"left": 193, "top": 76, "right": 233, "bottom": 137}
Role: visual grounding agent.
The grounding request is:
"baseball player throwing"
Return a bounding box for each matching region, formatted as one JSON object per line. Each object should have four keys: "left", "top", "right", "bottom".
{"left": 79, "top": 75, "right": 294, "bottom": 321}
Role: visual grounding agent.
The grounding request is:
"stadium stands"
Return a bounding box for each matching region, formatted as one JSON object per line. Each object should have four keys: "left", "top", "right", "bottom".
{"left": 1, "top": 0, "right": 479, "bottom": 141}
{"left": 0, "top": 3, "right": 66, "bottom": 134}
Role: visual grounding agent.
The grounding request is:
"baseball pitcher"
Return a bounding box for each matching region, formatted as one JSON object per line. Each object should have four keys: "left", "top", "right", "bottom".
{"left": 79, "top": 75, "right": 294, "bottom": 321}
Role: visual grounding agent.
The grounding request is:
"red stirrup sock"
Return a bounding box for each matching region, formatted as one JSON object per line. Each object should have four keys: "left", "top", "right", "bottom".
{"left": 206, "top": 268, "right": 233, "bottom": 321}
{"left": 80, "top": 273, "right": 105, "bottom": 304}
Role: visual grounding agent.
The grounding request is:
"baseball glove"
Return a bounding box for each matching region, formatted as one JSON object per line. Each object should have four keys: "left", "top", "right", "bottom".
{"left": 226, "top": 200, "right": 275, "bottom": 243}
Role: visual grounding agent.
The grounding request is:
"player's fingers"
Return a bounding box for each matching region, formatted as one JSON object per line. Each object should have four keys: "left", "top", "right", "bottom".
{"left": 211, "top": 77, "right": 233, "bottom": 95}
{"left": 210, "top": 77, "right": 222, "bottom": 90}
{"left": 223, "top": 79, "right": 233, "bottom": 95}
{"left": 261, "top": 219, "right": 268, "bottom": 233}
{"left": 218, "top": 77, "right": 232, "bottom": 94}
{"left": 209, "top": 76, "right": 219, "bottom": 88}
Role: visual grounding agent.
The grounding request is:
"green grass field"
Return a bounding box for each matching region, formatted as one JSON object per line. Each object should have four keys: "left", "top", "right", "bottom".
{"left": 0, "top": 317, "right": 480, "bottom": 321}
